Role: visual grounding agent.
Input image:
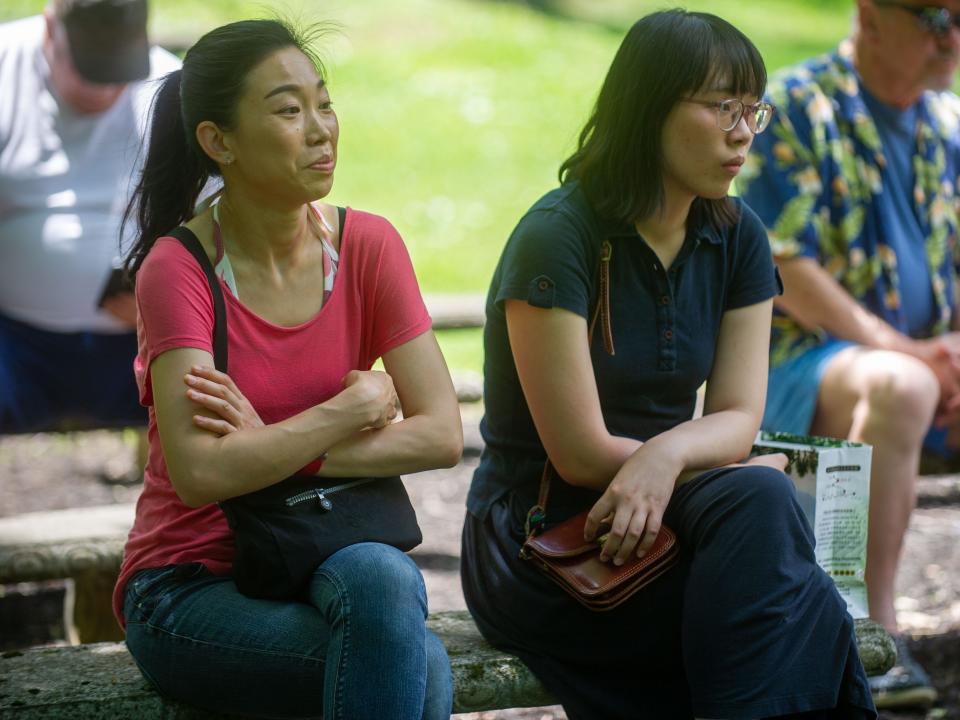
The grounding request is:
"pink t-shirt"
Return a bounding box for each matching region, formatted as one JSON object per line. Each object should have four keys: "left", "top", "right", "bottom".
{"left": 112, "top": 208, "right": 432, "bottom": 625}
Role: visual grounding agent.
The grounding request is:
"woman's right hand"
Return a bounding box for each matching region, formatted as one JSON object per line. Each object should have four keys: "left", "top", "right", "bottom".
{"left": 584, "top": 450, "right": 789, "bottom": 567}
{"left": 341, "top": 369, "right": 401, "bottom": 429}
{"left": 185, "top": 365, "right": 264, "bottom": 436}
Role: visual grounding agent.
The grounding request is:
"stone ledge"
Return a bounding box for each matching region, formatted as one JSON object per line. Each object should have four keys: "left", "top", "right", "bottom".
{"left": 0, "top": 611, "right": 549, "bottom": 717}
{"left": 424, "top": 293, "right": 485, "bottom": 331}
{"left": 854, "top": 617, "right": 898, "bottom": 678}
{"left": 0, "top": 505, "right": 133, "bottom": 584}
{"left": 916, "top": 475, "right": 960, "bottom": 508}
{"left": 0, "top": 611, "right": 893, "bottom": 718}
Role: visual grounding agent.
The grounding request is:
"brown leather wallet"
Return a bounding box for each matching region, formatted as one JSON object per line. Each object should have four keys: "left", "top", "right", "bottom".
{"left": 521, "top": 510, "right": 679, "bottom": 611}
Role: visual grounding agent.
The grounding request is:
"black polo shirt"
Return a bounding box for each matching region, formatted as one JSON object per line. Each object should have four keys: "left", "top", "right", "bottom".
{"left": 467, "top": 181, "right": 781, "bottom": 519}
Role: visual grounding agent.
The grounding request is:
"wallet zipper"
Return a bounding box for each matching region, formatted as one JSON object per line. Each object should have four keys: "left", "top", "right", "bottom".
{"left": 284, "top": 477, "right": 379, "bottom": 510}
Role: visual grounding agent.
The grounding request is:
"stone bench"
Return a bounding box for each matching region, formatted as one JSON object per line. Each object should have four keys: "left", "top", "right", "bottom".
{"left": 0, "top": 504, "right": 898, "bottom": 715}
{"left": 423, "top": 293, "right": 486, "bottom": 331}
{"left": 0, "top": 610, "right": 894, "bottom": 718}
{"left": 0, "top": 497, "right": 903, "bottom": 648}
{"left": 0, "top": 504, "right": 134, "bottom": 643}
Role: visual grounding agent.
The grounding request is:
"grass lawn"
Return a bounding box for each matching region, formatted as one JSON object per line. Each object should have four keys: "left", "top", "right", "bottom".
{"left": 3, "top": 0, "right": 853, "bottom": 371}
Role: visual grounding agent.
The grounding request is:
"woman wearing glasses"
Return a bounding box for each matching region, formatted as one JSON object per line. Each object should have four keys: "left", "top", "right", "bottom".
{"left": 460, "top": 9, "right": 877, "bottom": 719}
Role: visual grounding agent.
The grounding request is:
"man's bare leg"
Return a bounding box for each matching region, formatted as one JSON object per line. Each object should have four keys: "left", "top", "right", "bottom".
{"left": 810, "top": 347, "right": 938, "bottom": 633}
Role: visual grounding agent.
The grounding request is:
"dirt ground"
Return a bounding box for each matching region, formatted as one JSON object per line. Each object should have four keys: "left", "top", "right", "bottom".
{"left": 1, "top": 406, "right": 958, "bottom": 720}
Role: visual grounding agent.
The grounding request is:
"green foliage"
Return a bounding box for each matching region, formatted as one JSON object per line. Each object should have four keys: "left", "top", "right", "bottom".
{"left": 1, "top": 0, "right": 852, "bottom": 297}
{"left": 436, "top": 328, "right": 484, "bottom": 375}
{"left": 2, "top": 0, "right": 855, "bottom": 369}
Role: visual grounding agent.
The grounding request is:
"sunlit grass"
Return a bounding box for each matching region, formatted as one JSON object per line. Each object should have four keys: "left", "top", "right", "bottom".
{"left": 2, "top": 0, "right": 852, "bottom": 369}
{"left": 436, "top": 328, "right": 484, "bottom": 375}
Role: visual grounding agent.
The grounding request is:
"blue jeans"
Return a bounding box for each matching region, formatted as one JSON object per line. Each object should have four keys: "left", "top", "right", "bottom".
{"left": 124, "top": 543, "right": 453, "bottom": 720}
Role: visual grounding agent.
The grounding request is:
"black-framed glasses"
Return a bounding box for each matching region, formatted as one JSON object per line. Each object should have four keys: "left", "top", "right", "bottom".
{"left": 681, "top": 98, "right": 776, "bottom": 134}
{"left": 873, "top": 0, "right": 960, "bottom": 35}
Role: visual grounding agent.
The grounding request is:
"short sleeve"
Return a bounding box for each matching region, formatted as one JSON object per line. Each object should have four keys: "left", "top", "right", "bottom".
{"left": 737, "top": 79, "right": 824, "bottom": 262}
{"left": 726, "top": 201, "right": 783, "bottom": 310}
{"left": 134, "top": 238, "right": 216, "bottom": 403}
{"left": 359, "top": 216, "right": 433, "bottom": 364}
{"left": 494, "top": 207, "right": 593, "bottom": 319}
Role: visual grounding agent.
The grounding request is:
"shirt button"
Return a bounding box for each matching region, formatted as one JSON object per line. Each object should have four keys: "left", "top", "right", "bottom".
{"left": 664, "top": 329, "right": 673, "bottom": 341}
{"left": 660, "top": 296, "right": 670, "bottom": 305}
{"left": 538, "top": 279, "right": 549, "bottom": 291}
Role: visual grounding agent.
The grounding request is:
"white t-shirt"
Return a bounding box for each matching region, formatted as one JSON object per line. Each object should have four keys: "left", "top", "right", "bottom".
{"left": 0, "top": 15, "right": 181, "bottom": 332}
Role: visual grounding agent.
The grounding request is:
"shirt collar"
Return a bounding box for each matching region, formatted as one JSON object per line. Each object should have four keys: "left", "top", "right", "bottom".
{"left": 597, "top": 212, "right": 724, "bottom": 245}
{"left": 691, "top": 215, "right": 724, "bottom": 245}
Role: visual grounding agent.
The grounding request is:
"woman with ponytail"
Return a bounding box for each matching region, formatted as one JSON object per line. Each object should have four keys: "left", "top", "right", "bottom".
{"left": 113, "top": 19, "right": 460, "bottom": 719}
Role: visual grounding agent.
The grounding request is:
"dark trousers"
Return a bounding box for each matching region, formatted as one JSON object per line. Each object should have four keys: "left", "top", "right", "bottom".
{"left": 462, "top": 465, "right": 878, "bottom": 719}
{"left": 0, "top": 312, "right": 145, "bottom": 432}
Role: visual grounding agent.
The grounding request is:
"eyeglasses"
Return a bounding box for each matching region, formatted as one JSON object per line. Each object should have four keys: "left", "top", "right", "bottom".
{"left": 873, "top": 0, "right": 960, "bottom": 36}
{"left": 680, "top": 98, "right": 776, "bottom": 134}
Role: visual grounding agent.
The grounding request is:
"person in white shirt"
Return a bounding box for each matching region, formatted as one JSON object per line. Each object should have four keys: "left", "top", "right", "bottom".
{"left": 0, "top": 0, "right": 179, "bottom": 470}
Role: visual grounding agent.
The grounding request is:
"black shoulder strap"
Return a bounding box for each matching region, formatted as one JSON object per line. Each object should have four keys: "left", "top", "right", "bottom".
{"left": 167, "top": 226, "right": 228, "bottom": 373}
{"left": 337, "top": 206, "right": 346, "bottom": 242}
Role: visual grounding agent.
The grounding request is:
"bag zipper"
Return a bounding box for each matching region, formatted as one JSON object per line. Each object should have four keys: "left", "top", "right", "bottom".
{"left": 284, "top": 477, "right": 379, "bottom": 510}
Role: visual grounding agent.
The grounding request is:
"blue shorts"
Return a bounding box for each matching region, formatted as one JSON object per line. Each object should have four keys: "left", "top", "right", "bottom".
{"left": 762, "top": 339, "right": 854, "bottom": 435}
{"left": 0, "top": 312, "right": 145, "bottom": 433}
{"left": 764, "top": 338, "right": 951, "bottom": 456}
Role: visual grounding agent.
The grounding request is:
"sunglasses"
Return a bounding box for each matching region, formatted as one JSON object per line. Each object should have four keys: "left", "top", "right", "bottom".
{"left": 873, "top": 0, "right": 960, "bottom": 35}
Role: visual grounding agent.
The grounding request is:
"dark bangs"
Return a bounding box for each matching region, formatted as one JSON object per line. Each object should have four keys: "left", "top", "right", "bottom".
{"left": 560, "top": 9, "right": 767, "bottom": 231}
{"left": 686, "top": 14, "right": 766, "bottom": 103}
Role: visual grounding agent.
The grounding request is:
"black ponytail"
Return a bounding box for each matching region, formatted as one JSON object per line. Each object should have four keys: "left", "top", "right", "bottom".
{"left": 122, "top": 19, "right": 329, "bottom": 278}
{"left": 123, "top": 69, "right": 208, "bottom": 277}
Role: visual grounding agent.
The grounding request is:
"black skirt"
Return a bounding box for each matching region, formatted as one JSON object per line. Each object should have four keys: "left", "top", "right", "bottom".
{"left": 460, "top": 465, "right": 878, "bottom": 720}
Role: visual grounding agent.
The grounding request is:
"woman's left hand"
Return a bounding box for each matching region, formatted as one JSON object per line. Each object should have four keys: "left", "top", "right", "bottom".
{"left": 743, "top": 452, "right": 788, "bottom": 471}
{"left": 583, "top": 443, "right": 681, "bottom": 566}
{"left": 184, "top": 365, "right": 264, "bottom": 436}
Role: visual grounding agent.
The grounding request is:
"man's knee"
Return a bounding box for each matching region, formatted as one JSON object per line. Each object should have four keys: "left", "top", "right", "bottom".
{"left": 819, "top": 348, "right": 939, "bottom": 439}
{"left": 860, "top": 353, "right": 939, "bottom": 424}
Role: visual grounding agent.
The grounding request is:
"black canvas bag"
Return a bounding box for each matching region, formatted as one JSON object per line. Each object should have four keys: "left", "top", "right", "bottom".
{"left": 218, "top": 474, "right": 421, "bottom": 600}
{"left": 167, "top": 209, "right": 422, "bottom": 600}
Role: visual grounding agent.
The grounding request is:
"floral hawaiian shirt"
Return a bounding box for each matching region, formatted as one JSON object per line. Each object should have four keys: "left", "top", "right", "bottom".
{"left": 738, "top": 41, "right": 960, "bottom": 367}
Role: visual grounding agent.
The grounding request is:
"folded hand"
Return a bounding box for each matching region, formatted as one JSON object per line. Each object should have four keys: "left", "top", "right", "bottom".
{"left": 184, "top": 365, "right": 264, "bottom": 436}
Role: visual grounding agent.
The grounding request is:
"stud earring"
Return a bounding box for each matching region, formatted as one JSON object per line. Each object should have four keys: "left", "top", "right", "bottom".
{"left": 223, "top": 154, "right": 234, "bottom": 165}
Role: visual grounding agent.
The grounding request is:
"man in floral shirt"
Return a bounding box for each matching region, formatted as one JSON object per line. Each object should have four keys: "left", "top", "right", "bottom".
{"left": 739, "top": 0, "right": 960, "bottom": 708}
